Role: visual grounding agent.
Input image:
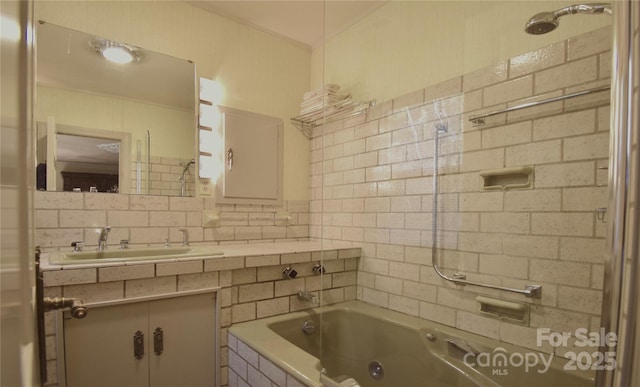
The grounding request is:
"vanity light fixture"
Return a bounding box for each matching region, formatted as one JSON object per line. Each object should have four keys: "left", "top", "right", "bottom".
{"left": 91, "top": 39, "right": 143, "bottom": 64}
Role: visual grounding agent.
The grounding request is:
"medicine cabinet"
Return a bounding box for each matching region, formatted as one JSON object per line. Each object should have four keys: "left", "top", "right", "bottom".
{"left": 216, "top": 106, "right": 283, "bottom": 205}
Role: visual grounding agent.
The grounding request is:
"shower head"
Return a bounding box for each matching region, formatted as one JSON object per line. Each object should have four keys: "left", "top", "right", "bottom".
{"left": 525, "top": 3, "right": 612, "bottom": 35}
{"left": 525, "top": 11, "right": 560, "bottom": 35}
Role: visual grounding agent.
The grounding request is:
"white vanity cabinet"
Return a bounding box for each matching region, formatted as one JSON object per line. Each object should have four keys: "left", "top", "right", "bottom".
{"left": 62, "top": 292, "right": 217, "bottom": 387}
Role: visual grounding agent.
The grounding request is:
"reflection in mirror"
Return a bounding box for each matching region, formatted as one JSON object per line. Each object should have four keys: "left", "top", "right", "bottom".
{"left": 35, "top": 21, "right": 197, "bottom": 196}
{"left": 56, "top": 134, "right": 120, "bottom": 193}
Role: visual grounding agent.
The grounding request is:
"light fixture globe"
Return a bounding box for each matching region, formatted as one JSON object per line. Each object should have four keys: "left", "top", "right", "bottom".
{"left": 91, "top": 39, "right": 143, "bottom": 64}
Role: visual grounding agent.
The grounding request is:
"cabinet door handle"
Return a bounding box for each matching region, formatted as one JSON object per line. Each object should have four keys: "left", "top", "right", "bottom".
{"left": 133, "top": 331, "right": 144, "bottom": 360}
{"left": 227, "top": 148, "right": 233, "bottom": 171}
{"left": 153, "top": 327, "right": 164, "bottom": 356}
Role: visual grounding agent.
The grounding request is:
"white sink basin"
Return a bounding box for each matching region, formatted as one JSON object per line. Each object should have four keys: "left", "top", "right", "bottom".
{"left": 49, "top": 246, "right": 223, "bottom": 265}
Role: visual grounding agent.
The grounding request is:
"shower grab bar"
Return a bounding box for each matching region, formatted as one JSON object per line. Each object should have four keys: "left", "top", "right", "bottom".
{"left": 431, "top": 123, "right": 542, "bottom": 298}
{"left": 468, "top": 85, "right": 610, "bottom": 126}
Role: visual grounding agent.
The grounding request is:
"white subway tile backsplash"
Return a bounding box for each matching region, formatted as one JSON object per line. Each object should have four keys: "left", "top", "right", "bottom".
{"left": 59, "top": 210, "right": 106, "bottom": 228}
{"left": 563, "top": 132, "right": 610, "bottom": 161}
{"left": 99, "top": 264, "right": 155, "bottom": 282}
{"left": 532, "top": 213, "right": 594, "bottom": 237}
{"left": 509, "top": 41, "right": 565, "bottom": 78}
{"left": 529, "top": 259, "right": 591, "bottom": 287}
{"left": 534, "top": 161, "right": 595, "bottom": 188}
{"left": 534, "top": 56, "right": 598, "bottom": 93}
{"left": 43, "top": 268, "right": 96, "bottom": 287}
{"left": 559, "top": 237, "right": 606, "bottom": 263}
{"left": 462, "top": 61, "right": 508, "bottom": 92}
{"left": 36, "top": 209, "right": 58, "bottom": 228}
{"left": 505, "top": 140, "right": 562, "bottom": 166}
{"left": 483, "top": 75, "right": 533, "bottom": 107}
{"left": 481, "top": 121, "right": 532, "bottom": 149}
{"left": 478, "top": 254, "right": 528, "bottom": 279}
{"left": 502, "top": 235, "right": 558, "bottom": 259}
{"left": 567, "top": 26, "right": 612, "bottom": 61}
{"left": 533, "top": 110, "right": 596, "bottom": 141}
{"left": 125, "top": 276, "right": 177, "bottom": 298}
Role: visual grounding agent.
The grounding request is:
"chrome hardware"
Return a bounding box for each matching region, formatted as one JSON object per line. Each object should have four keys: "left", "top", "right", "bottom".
{"left": 453, "top": 272, "right": 467, "bottom": 280}
{"left": 368, "top": 361, "right": 384, "bottom": 380}
{"left": 178, "top": 227, "right": 190, "bottom": 246}
{"left": 425, "top": 333, "right": 436, "bottom": 342}
{"left": 435, "top": 122, "right": 448, "bottom": 133}
{"left": 153, "top": 327, "right": 164, "bottom": 356}
{"left": 446, "top": 338, "right": 480, "bottom": 358}
{"left": 525, "top": 284, "right": 543, "bottom": 298}
{"left": 97, "top": 226, "right": 111, "bottom": 251}
{"left": 43, "top": 296, "right": 88, "bottom": 319}
{"left": 164, "top": 237, "right": 170, "bottom": 248}
{"left": 468, "top": 85, "right": 610, "bottom": 126}
{"left": 119, "top": 239, "right": 129, "bottom": 249}
{"left": 298, "top": 289, "right": 318, "bottom": 304}
{"left": 596, "top": 207, "right": 607, "bottom": 223}
{"left": 282, "top": 266, "right": 297, "bottom": 279}
{"left": 71, "top": 241, "right": 84, "bottom": 252}
{"left": 312, "top": 263, "right": 325, "bottom": 274}
{"left": 302, "top": 319, "right": 315, "bottom": 335}
{"left": 227, "top": 148, "right": 233, "bottom": 171}
{"left": 134, "top": 331, "right": 144, "bottom": 360}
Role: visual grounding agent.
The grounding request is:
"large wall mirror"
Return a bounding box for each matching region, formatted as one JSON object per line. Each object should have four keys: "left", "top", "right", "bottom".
{"left": 35, "top": 21, "right": 197, "bottom": 196}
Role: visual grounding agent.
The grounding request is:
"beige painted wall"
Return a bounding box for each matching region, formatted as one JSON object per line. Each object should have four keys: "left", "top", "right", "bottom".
{"left": 313, "top": 0, "right": 612, "bottom": 102}
{"left": 34, "top": 0, "right": 312, "bottom": 200}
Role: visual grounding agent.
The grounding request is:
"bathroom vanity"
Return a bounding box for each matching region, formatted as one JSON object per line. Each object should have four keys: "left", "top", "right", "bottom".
{"left": 63, "top": 291, "right": 217, "bottom": 387}
{"left": 40, "top": 241, "right": 361, "bottom": 387}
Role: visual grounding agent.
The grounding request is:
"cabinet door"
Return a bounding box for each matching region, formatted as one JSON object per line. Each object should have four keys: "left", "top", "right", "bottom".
{"left": 148, "top": 293, "right": 216, "bottom": 387}
{"left": 220, "top": 108, "right": 283, "bottom": 203}
{"left": 64, "top": 302, "right": 149, "bottom": 387}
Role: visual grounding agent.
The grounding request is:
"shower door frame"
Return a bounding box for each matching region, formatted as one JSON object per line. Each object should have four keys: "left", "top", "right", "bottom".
{"left": 599, "top": 1, "right": 640, "bottom": 387}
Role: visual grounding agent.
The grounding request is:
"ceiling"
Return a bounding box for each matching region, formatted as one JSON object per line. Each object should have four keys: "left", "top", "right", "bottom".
{"left": 187, "top": 1, "right": 388, "bottom": 47}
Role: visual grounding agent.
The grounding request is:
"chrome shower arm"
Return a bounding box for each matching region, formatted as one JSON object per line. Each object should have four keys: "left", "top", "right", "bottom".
{"left": 555, "top": 3, "right": 612, "bottom": 17}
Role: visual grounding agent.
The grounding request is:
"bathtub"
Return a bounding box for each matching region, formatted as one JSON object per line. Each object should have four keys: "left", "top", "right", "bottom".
{"left": 228, "top": 301, "right": 594, "bottom": 387}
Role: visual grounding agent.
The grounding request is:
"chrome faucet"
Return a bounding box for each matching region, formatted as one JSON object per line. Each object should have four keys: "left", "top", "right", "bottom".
{"left": 178, "top": 227, "right": 189, "bottom": 246}
{"left": 298, "top": 289, "right": 319, "bottom": 304}
{"left": 446, "top": 337, "right": 480, "bottom": 358}
{"left": 97, "top": 226, "right": 111, "bottom": 250}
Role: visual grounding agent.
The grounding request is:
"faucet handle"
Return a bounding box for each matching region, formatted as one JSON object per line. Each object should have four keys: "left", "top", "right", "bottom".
{"left": 163, "top": 237, "right": 170, "bottom": 248}
{"left": 71, "top": 241, "right": 84, "bottom": 252}
{"left": 178, "top": 227, "right": 190, "bottom": 247}
{"left": 119, "top": 240, "right": 129, "bottom": 249}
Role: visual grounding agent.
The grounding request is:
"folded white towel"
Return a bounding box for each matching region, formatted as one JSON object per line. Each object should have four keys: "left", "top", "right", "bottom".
{"left": 303, "top": 83, "right": 341, "bottom": 100}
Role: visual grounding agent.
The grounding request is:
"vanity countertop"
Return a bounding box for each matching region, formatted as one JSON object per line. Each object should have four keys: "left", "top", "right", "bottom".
{"left": 39, "top": 240, "right": 361, "bottom": 273}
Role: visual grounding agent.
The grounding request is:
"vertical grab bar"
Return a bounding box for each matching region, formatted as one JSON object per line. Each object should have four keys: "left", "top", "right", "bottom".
{"left": 430, "top": 123, "right": 542, "bottom": 298}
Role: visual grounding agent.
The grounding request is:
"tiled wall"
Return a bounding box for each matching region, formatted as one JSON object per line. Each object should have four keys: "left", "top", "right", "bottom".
{"left": 228, "top": 333, "right": 306, "bottom": 387}
{"left": 42, "top": 247, "right": 360, "bottom": 386}
{"left": 310, "top": 26, "right": 612, "bottom": 355}
{"left": 34, "top": 191, "right": 309, "bottom": 252}
{"left": 129, "top": 156, "right": 197, "bottom": 197}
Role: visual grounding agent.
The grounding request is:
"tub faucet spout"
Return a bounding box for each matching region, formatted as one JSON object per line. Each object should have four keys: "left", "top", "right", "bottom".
{"left": 298, "top": 289, "right": 318, "bottom": 304}
{"left": 446, "top": 338, "right": 480, "bottom": 358}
